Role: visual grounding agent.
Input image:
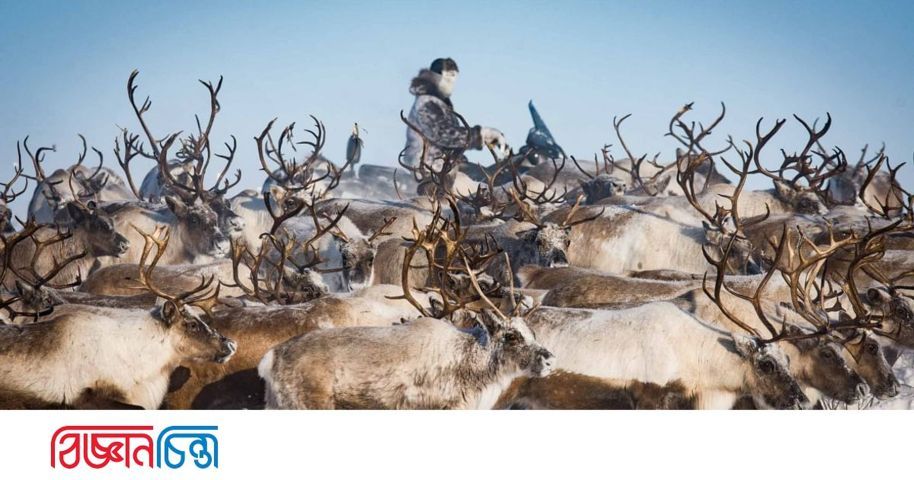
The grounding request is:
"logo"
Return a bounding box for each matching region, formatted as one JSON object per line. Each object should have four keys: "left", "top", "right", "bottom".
{"left": 51, "top": 425, "right": 219, "bottom": 470}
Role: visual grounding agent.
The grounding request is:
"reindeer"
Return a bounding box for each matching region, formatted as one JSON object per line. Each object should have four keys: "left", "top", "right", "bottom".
{"left": 82, "top": 192, "right": 347, "bottom": 299}
{"left": 524, "top": 302, "right": 805, "bottom": 409}
{"left": 466, "top": 192, "right": 601, "bottom": 285}
{"left": 117, "top": 70, "right": 244, "bottom": 243}
{"left": 220, "top": 196, "right": 358, "bottom": 304}
{"left": 546, "top": 106, "right": 835, "bottom": 275}
{"left": 26, "top": 136, "right": 135, "bottom": 224}
{"left": 0, "top": 224, "right": 78, "bottom": 324}
{"left": 0, "top": 226, "right": 235, "bottom": 409}
{"left": 260, "top": 199, "right": 554, "bottom": 409}
{"left": 828, "top": 145, "right": 906, "bottom": 212}
{"left": 164, "top": 285, "right": 433, "bottom": 409}
{"left": 2, "top": 203, "right": 129, "bottom": 290}
{"left": 228, "top": 116, "right": 352, "bottom": 246}
{"left": 78, "top": 259, "right": 241, "bottom": 297}
{"left": 569, "top": 112, "right": 685, "bottom": 201}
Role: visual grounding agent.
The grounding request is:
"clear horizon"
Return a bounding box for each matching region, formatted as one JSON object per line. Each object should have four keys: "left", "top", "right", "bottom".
{"left": 1, "top": 0, "right": 911, "bottom": 215}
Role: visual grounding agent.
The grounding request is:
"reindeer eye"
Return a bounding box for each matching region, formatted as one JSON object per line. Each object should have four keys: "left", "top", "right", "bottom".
{"left": 866, "top": 343, "right": 879, "bottom": 355}
{"left": 758, "top": 359, "right": 775, "bottom": 374}
{"left": 820, "top": 349, "right": 834, "bottom": 360}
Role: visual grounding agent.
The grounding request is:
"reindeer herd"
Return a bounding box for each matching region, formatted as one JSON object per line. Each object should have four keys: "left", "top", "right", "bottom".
{"left": 0, "top": 73, "right": 912, "bottom": 410}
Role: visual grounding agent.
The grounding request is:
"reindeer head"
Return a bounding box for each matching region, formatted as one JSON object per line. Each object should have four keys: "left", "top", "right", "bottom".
{"left": 773, "top": 180, "right": 828, "bottom": 215}
{"left": 839, "top": 331, "right": 899, "bottom": 400}
{"left": 158, "top": 299, "right": 236, "bottom": 364}
{"left": 731, "top": 334, "right": 808, "bottom": 409}
{"left": 13, "top": 280, "right": 65, "bottom": 316}
{"left": 120, "top": 70, "right": 244, "bottom": 244}
{"left": 476, "top": 311, "right": 554, "bottom": 378}
{"left": 754, "top": 115, "right": 846, "bottom": 216}
{"left": 65, "top": 202, "right": 130, "bottom": 257}
{"left": 331, "top": 217, "right": 394, "bottom": 292}
{"left": 338, "top": 238, "right": 376, "bottom": 291}
{"left": 281, "top": 265, "right": 329, "bottom": 303}
{"left": 207, "top": 193, "right": 245, "bottom": 240}
{"left": 782, "top": 325, "right": 868, "bottom": 404}
{"left": 256, "top": 116, "right": 351, "bottom": 205}
{"left": 165, "top": 196, "right": 230, "bottom": 258}
{"left": 137, "top": 226, "right": 236, "bottom": 364}
{"left": 865, "top": 287, "right": 914, "bottom": 348}
{"left": 513, "top": 193, "right": 602, "bottom": 269}
{"left": 517, "top": 224, "right": 571, "bottom": 268}
{"left": 702, "top": 221, "right": 760, "bottom": 275}
{"left": 579, "top": 174, "right": 627, "bottom": 204}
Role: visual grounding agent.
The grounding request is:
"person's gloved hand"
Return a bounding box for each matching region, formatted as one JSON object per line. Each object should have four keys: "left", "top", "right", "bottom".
{"left": 481, "top": 127, "right": 510, "bottom": 160}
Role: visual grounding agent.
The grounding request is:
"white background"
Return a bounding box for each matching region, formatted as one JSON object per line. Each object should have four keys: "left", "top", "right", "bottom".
{"left": 7, "top": 410, "right": 909, "bottom": 479}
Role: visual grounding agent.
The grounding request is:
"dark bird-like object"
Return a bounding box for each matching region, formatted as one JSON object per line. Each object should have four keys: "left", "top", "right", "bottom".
{"left": 346, "top": 123, "right": 363, "bottom": 178}
{"left": 520, "top": 101, "right": 565, "bottom": 164}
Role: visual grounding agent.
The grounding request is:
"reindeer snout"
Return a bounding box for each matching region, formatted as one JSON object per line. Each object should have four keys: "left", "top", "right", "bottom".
{"left": 115, "top": 235, "right": 130, "bottom": 255}
{"left": 228, "top": 216, "right": 245, "bottom": 233}
{"left": 535, "top": 349, "right": 555, "bottom": 377}
{"left": 216, "top": 338, "right": 237, "bottom": 363}
{"left": 548, "top": 250, "right": 568, "bottom": 267}
{"left": 880, "top": 378, "right": 900, "bottom": 399}
{"left": 855, "top": 382, "right": 871, "bottom": 399}
{"left": 212, "top": 236, "right": 231, "bottom": 257}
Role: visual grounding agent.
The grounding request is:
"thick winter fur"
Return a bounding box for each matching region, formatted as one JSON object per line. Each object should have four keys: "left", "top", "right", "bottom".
{"left": 672, "top": 289, "right": 868, "bottom": 404}
{"left": 317, "top": 198, "right": 437, "bottom": 241}
{"left": 261, "top": 314, "right": 553, "bottom": 409}
{"left": 543, "top": 184, "right": 809, "bottom": 275}
{"left": 0, "top": 303, "right": 235, "bottom": 409}
{"left": 79, "top": 259, "right": 245, "bottom": 297}
{"left": 524, "top": 304, "right": 807, "bottom": 409}
{"left": 165, "top": 286, "right": 429, "bottom": 409}
{"left": 518, "top": 265, "right": 695, "bottom": 308}
{"left": 103, "top": 199, "right": 230, "bottom": 265}
{"left": 495, "top": 370, "right": 697, "bottom": 409}
{"left": 4, "top": 204, "right": 130, "bottom": 290}
{"left": 28, "top": 166, "right": 135, "bottom": 224}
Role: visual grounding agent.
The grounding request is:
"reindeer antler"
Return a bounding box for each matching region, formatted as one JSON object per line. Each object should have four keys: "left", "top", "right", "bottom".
{"left": 134, "top": 225, "right": 220, "bottom": 314}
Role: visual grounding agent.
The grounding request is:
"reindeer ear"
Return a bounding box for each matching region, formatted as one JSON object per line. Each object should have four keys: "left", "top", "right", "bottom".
{"left": 66, "top": 202, "right": 89, "bottom": 222}
{"left": 731, "top": 333, "right": 758, "bottom": 358}
{"left": 773, "top": 180, "right": 795, "bottom": 202}
{"left": 653, "top": 175, "right": 672, "bottom": 194}
{"left": 331, "top": 230, "right": 348, "bottom": 243}
{"left": 159, "top": 300, "right": 180, "bottom": 326}
{"left": 866, "top": 287, "right": 891, "bottom": 305}
{"left": 517, "top": 228, "right": 538, "bottom": 241}
{"left": 783, "top": 325, "right": 816, "bottom": 350}
{"left": 14, "top": 279, "right": 34, "bottom": 297}
{"left": 703, "top": 224, "right": 722, "bottom": 243}
{"left": 268, "top": 185, "right": 284, "bottom": 202}
{"left": 476, "top": 310, "right": 505, "bottom": 336}
{"left": 164, "top": 196, "right": 188, "bottom": 217}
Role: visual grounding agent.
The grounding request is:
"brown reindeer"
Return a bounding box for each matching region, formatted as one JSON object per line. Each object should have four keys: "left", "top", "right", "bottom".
{"left": 0, "top": 226, "right": 234, "bottom": 409}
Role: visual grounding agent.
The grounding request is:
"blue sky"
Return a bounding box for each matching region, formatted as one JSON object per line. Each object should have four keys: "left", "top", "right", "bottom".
{"left": 1, "top": 0, "right": 912, "bottom": 210}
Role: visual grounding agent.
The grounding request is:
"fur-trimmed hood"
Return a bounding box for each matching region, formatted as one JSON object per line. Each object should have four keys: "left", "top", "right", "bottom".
{"left": 409, "top": 69, "right": 453, "bottom": 107}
